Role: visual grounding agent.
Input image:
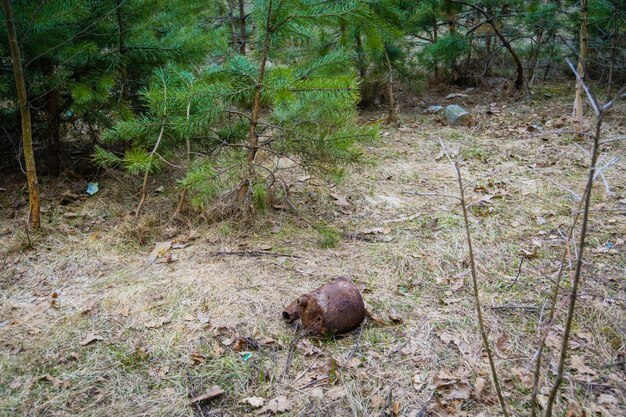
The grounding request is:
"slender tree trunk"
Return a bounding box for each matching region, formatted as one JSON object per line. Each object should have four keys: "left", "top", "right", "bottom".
{"left": 452, "top": 1, "right": 524, "bottom": 90}
{"left": 573, "top": 0, "right": 588, "bottom": 139}
{"left": 489, "top": 21, "right": 524, "bottom": 90}
{"left": 528, "top": 0, "right": 549, "bottom": 89}
{"left": 484, "top": 31, "right": 492, "bottom": 76}
{"left": 45, "top": 86, "right": 61, "bottom": 176}
{"left": 3, "top": 0, "right": 40, "bottom": 229}
{"left": 355, "top": 32, "right": 366, "bottom": 78}
{"left": 116, "top": 0, "right": 128, "bottom": 102}
{"left": 607, "top": 29, "right": 617, "bottom": 98}
{"left": 383, "top": 48, "right": 396, "bottom": 123}
{"left": 238, "top": 0, "right": 246, "bottom": 54}
{"left": 238, "top": 0, "right": 272, "bottom": 206}
{"left": 528, "top": 29, "right": 544, "bottom": 89}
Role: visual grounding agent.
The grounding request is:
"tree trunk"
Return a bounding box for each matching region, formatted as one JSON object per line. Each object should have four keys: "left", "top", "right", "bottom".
{"left": 238, "top": 0, "right": 272, "bottom": 206}
{"left": 46, "top": 86, "right": 61, "bottom": 176}
{"left": 116, "top": 0, "right": 129, "bottom": 102}
{"left": 527, "top": 29, "right": 544, "bottom": 89}
{"left": 488, "top": 21, "right": 524, "bottom": 90}
{"left": 355, "top": 32, "right": 366, "bottom": 78}
{"left": 3, "top": 0, "right": 40, "bottom": 229}
{"left": 607, "top": 28, "right": 617, "bottom": 98}
{"left": 573, "top": 0, "right": 588, "bottom": 139}
{"left": 238, "top": 0, "right": 246, "bottom": 54}
{"left": 383, "top": 48, "right": 396, "bottom": 123}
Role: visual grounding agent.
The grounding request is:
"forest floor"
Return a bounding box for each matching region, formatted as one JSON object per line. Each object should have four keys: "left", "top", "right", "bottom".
{"left": 1, "top": 84, "right": 625, "bottom": 417}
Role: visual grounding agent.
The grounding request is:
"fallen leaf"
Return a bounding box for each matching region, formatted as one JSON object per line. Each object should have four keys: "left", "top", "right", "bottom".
{"left": 495, "top": 334, "right": 509, "bottom": 357}
{"left": 259, "top": 395, "right": 291, "bottom": 414}
{"left": 474, "top": 377, "right": 486, "bottom": 399}
{"left": 413, "top": 372, "right": 424, "bottom": 391}
{"left": 190, "top": 352, "right": 206, "bottom": 365}
{"left": 365, "top": 308, "right": 386, "bottom": 326}
{"left": 310, "top": 387, "right": 324, "bottom": 399}
{"left": 183, "top": 313, "right": 195, "bottom": 321}
{"left": 511, "top": 367, "right": 533, "bottom": 389}
{"left": 597, "top": 393, "right": 618, "bottom": 406}
{"left": 144, "top": 314, "right": 173, "bottom": 329}
{"left": 330, "top": 193, "right": 350, "bottom": 207}
{"left": 445, "top": 92, "right": 469, "bottom": 99}
{"left": 189, "top": 386, "right": 224, "bottom": 404}
{"left": 400, "top": 339, "right": 420, "bottom": 356}
{"left": 388, "top": 309, "right": 403, "bottom": 324}
{"left": 80, "top": 332, "right": 104, "bottom": 346}
{"left": 570, "top": 355, "right": 597, "bottom": 378}
{"left": 326, "top": 386, "right": 346, "bottom": 400}
{"left": 197, "top": 311, "right": 210, "bottom": 324}
{"left": 449, "top": 273, "right": 464, "bottom": 292}
{"left": 566, "top": 400, "right": 584, "bottom": 417}
{"left": 147, "top": 241, "right": 172, "bottom": 264}
{"left": 296, "top": 338, "right": 322, "bottom": 356}
{"left": 242, "top": 396, "right": 265, "bottom": 408}
{"left": 359, "top": 227, "right": 391, "bottom": 235}
{"left": 37, "top": 374, "right": 62, "bottom": 386}
{"left": 447, "top": 380, "right": 471, "bottom": 400}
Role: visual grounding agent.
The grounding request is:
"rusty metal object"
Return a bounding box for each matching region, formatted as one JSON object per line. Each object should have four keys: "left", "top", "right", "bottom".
{"left": 282, "top": 277, "right": 365, "bottom": 334}
{"left": 282, "top": 300, "right": 300, "bottom": 323}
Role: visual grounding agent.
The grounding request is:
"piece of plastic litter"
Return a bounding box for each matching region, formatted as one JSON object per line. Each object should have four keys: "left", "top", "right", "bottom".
{"left": 241, "top": 352, "right": 253, "bottom": 361}
{"left": 86, "top": 182, "right": 99, "bottom": 196}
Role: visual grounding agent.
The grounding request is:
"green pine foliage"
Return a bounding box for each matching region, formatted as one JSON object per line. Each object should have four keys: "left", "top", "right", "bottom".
{"left": 98, "top": 0, "right": 379, "bottom": 214}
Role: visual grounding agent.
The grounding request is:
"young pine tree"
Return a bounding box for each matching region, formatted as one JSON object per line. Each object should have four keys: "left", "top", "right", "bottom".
{"left": 97, "top": 0, "right": 378, "bottom": 218}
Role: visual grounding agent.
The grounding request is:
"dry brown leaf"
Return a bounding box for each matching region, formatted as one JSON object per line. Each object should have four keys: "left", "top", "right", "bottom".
{"left": 449, "top": 274, "right": 464, "bottom": 292}
{"left": 80, "top": 332, "right": 104, "bottom": 346}
{"left": 597, "top": 393, "right": 618, "bottom": 407}
{"left": 258, "top": 395, "right": 291, "bottom": 414}
{"left": 242, "top": 396, "right": 265, "bottom": 408}
{"left": 296, "top": 338, "right": 322, "bottom": 356}
{"left": 365, "top": 308, "right": 386, "bottom": 326}
{"left": 412, "top": 373, "right": 424, "bottom": 391}
{"left": 147, "top": 241, "right": 172, "bottom": 264}
{"left": 495, "top": 334, "right": 509, "bottom": 357}
{"left": 190, "top": 352, "right": 206, "bottom": 365}
{"left": 330, "top": 193, "right": 350, "bottom": 207}
{"left": 566, "top": 400, "right": 584, "bottom": 417}
{"left": 400, "top": 339, "right": 419, "bottom": 356}
{"left": 189, "top": 386, "right": 224, "bottom": 404}
{"left": 474, "top": 377, "right": 486, "bottom": 399}
{"left": 326, "top": 386, "right": 346, "bottom": 400}
{"left": 388, "top": 309, "right": 403, "bottom": 324}
{"left": 144, "top": 314, "right": 173, "bottom": 329}
{"left": 197, "top": 311, "right": 211, "bottom": 324}
{"left": 570, "top": 355, "right": 597, "bottom": 378}
{"left": 447, "top": 380, "right": 471, "bottom": 400}
{"left": 511, "top": 367, "right": 533, "bottom": 389}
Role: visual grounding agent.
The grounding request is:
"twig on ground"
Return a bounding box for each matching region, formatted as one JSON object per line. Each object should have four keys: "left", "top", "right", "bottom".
{"left": 346, "top": 319, "right": 366, "bottom": 361}
{"left": 505, "top": 257, "right": 524, "bottom": 291}
{"left": 282, "top": 326, "right": 306, "bottom": 380}
{"left": 209, "top": 250, "right": 303, "bottom": 259}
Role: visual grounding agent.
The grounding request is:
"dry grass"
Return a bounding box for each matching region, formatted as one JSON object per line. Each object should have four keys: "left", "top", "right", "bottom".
{"left": 1, "top": 85, "right": 625, "bottom": 416}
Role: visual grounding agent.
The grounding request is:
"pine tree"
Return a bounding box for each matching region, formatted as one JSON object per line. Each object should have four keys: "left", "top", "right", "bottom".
{"left": 0, "top": 0, "right": 211, "bottom": 175}
{"left": 97, "top": 0, "right": 379, "bottom": 217}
